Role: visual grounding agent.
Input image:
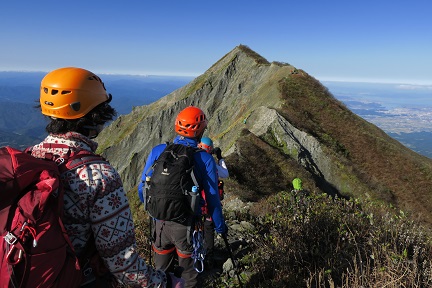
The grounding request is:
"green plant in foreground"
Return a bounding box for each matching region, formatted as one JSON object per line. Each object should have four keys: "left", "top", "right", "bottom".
{"left": 238, "top": 191, "right": 432, "bottom": 287}
{"left": 127, "top": 186, "right": 432, "bottom": 288}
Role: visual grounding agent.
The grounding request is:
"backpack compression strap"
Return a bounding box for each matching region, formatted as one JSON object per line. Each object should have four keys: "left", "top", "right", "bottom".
{"left": 30, "top": 143, "right": 107, "bottom": 173}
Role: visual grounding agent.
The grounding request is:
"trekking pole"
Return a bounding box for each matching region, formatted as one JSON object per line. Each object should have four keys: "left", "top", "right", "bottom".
{"left": 144, "top": 176, "right": 153, "bottom": 265}
{"left": 222, "top": 233, "right": 244, "bottom": 288}
{"left": 148, "top": 215, "right": 153, "bottom": 265}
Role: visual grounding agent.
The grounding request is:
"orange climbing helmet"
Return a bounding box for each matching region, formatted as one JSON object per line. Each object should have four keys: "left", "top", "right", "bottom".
{"left": 174, "top": 106, "right": 208, "bottom": 138}
{"left": 40, "top": 67, "right": 112, "bottom": 119}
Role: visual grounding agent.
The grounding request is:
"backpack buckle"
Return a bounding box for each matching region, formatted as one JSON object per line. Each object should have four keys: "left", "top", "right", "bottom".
{"left": 4, "top": 232, "right": 18, "bottom": 245}
{"left": 6, "top": 245, "right": 23, "bottom": 265}
{"left": 55, "top": 157, "right": 65, "bottom": 166}
{"left": 83, "top": 267, "right": 93, "bottom": 277}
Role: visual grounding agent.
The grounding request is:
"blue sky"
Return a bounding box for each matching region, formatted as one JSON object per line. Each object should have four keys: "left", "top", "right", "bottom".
{"left": 1, "top": 1, "right": 431, "bottom": 85}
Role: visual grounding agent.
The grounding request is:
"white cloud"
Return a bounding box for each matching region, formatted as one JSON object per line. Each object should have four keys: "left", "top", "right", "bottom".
{"left": 396, "top": 84, "right": 432, "bottom": 90}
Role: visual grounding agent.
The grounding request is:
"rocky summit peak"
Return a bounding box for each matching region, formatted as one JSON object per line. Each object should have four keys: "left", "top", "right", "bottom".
{"left": 97, "top": 45, "right": 432, "bottom": 225}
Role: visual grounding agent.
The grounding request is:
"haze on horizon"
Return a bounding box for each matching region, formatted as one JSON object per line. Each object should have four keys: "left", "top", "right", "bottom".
{"left": 1, "top": 1, "right": 431, "bottom": 86}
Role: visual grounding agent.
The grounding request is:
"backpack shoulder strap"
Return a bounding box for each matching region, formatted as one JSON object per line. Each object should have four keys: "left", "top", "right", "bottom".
{"left": 30, "top": 143, "right": 107, "bottom": 174}
{"left": 62, "top": 150, "right": 107, "bottom": 173}
{"left": 145, "top": 142, "right": 170, "bottom": 176}
{"left": 186, "top": 145, "right": 202, "bottom": 188}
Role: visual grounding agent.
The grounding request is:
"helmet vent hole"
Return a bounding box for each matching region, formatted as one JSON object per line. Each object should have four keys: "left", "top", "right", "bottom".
{"left": 43, "top": 87, "right": 48, "bottom": 94}
{"left": 61, "top": 90, "right": 71, "bottom": 95}
{"left": 70, "top": 102, "right": 81, "bottom": 112}
{"left": 51, "top": 89, "right": 58, "bottom": 95}
{"left": 88, "top": 75, "right": 102, "bottom": 83}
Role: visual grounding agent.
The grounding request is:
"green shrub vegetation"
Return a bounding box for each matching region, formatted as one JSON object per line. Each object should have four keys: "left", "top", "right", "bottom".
{"left": 128, "top": 187, "right": 432, "bottom": 287}
{"left": 238, "top": 191, "right": 432, "bottom": 287}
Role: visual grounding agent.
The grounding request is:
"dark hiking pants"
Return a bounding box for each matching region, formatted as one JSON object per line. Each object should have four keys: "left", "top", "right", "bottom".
{"left": 153, "top": 220, "right": 198, "bottom": 288}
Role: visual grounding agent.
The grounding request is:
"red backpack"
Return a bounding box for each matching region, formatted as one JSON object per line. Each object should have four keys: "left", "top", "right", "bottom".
{"left": 0, "top": 146, "right": 104, "bottom": 288}
{"left": 200, "top": 180, "right": 225, "bottom": 217}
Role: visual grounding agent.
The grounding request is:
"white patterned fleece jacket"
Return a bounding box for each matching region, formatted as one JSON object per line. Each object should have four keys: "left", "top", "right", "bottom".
{"left": 30, "top": 132, "right": 168, "bottom": 287}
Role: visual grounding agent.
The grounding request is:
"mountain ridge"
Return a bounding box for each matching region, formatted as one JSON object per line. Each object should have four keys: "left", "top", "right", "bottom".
{"left": 95, "top": 45, "right": 432, "bottom": 226}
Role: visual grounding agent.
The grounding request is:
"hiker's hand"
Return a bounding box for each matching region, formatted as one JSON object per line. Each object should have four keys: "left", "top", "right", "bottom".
{"left": 218, "top": 223, "right": 228, "bottom": 236}
{"left": 169, "top": 272, "right": 185, "bottom": 288}
{"left": 213, "top": 147, "right": 222, "bottom": 160}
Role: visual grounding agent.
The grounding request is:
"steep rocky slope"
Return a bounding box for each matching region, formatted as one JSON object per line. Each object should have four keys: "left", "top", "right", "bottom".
{"left": 96, "top": 45, "right": 432, "bottom": 225}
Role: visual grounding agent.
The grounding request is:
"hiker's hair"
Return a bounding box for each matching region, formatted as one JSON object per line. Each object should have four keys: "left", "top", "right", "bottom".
{"left": 45, "top": 101, "right": 117, "bottom": 135}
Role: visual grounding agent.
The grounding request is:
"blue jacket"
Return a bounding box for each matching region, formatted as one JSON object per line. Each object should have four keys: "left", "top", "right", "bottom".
{"left": 138, "top": 135, "right": 227, "bottom": 234}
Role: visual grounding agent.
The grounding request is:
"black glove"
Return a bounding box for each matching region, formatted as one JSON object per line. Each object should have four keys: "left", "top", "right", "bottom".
{"left": 213, "top": 147, "right": 222, "bottom": 160}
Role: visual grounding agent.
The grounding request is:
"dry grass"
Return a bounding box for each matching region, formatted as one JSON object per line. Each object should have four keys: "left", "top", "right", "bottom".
{"left": 240, "top": 191, "right": 432, "bottom": 288}
{"left": 277, "top": 73, "right": 432, "bottom": 225}
{"left": 127, "top": 181, "right": 432, "bottom": 287}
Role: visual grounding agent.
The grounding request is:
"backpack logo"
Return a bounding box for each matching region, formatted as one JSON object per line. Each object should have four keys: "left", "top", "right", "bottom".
{"left": 162, "top": 168, "right": 170, "bottom": 175}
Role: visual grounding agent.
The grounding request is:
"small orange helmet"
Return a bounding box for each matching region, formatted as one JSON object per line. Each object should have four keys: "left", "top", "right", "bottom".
{"left": 40, "top": 67, "right": 112, "bottom": 119}
{"left": 175, "top": 106, "right": 208, "bottom": 138}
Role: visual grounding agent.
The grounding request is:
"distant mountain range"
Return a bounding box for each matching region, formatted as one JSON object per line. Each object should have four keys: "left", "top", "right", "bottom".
{"left": 1, "top": 72, "right": 430, "bottom": 158}
{"left": 0, "top": 71, "right": 192, "bottom": 149}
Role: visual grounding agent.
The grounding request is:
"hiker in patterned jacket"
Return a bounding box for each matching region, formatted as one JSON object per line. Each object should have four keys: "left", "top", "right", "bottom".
{"left": 30, "top": 67, "right": 184, "bottom": 288}
{"left": 138, "top": 106, "right": 227, "bottom": 288}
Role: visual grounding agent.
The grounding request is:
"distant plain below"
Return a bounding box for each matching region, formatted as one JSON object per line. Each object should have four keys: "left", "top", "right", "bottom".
{"left": 323, "top": 81, "right": 432, "bottom": 158}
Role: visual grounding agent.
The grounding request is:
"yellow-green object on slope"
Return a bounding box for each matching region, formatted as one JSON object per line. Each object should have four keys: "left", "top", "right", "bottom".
{"left": 292, "top": 178, "right": 302, "bottom": 191}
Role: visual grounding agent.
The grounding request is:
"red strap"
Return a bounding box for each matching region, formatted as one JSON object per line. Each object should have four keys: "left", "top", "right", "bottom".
{"left": 36, "top": 146, "right": 107, "bottom": 174}
{"left": 176, "top": 248, "right": 192, "bottom": 259}
{"left": 42, "top": 143, "right": 70, "bottom": 149}
{"left": 63, "top": 152, "right": 106, "bottom": 172}
{"left": 57, "top": 213, "right": 80, "bottom": 269}
{"left": 152, "top": 245, "right": 176, "bottom": 255}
